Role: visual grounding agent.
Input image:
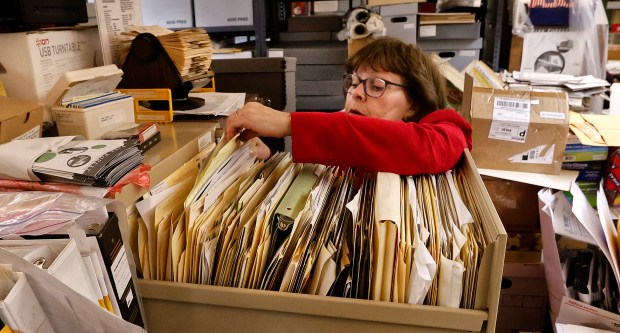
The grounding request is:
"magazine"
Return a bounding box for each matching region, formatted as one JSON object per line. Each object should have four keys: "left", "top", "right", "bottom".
{"left": 32, "top": 139, "right": 143, "bottom": 187}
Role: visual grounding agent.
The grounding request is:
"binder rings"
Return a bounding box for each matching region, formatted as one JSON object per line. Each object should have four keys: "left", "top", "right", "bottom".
{"left": 86, "top": 214, "right": 144, "bottom": 327}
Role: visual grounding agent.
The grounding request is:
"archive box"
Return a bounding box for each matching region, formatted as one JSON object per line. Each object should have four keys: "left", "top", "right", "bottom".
{"left": 137, "top": 150, "right": 507, "bottom": 333}
{"left": 48, "top": 65, "right": 134, "bottom": 139}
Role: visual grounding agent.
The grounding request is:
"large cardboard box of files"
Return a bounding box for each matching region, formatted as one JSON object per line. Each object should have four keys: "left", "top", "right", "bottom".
{"left": 0, "top": 27, "right": 100, "bottom": 123}
{"left": 466, "top": 86, "right": 570, "bottom": 175}
{"left": 48, "top": 65, "right": 134, "bottom": 139}
{"left": 138, "top": 150, "right": 507, "bottom": 333}
{"left": 0, "top": 96, "right": 44, "bottom": 143}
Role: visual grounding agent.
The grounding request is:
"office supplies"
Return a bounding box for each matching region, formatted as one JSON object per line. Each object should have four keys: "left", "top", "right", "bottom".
{"left": 86, "top": 214, "right": 144, "bottom": 327}
{"left": 115, "top": 89, "right": 174, "bottom": 123}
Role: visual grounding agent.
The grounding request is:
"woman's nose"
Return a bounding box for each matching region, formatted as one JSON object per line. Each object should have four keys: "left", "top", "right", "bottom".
{"left": 351, "top": 84, "right": 366, "bottom": 101}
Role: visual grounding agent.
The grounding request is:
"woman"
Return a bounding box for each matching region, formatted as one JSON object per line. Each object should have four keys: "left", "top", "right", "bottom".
{"left": 225, "top": 37, "right": 472, "bottom": 175}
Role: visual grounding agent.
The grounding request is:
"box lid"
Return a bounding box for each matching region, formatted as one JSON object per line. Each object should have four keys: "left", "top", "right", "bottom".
{"left": 0, "top": 96, "right": 41, "bottom": 121}
{"left": 46, "top": 64, "right": 124, "bottom": 107}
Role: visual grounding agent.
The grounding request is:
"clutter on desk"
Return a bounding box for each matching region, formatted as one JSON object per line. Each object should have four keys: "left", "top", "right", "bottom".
{"left": 102, "top": 122, "right": 161, "bottom": 154}
{"left": 0, "top": 136, "right": 143, "bottom": 188}
{"left": 0, "top": 191, "right": 110, "bottom": 237}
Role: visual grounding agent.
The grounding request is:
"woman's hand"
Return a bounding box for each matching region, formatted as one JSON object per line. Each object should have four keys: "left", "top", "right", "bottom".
{"left": 225, "top": 102, "right": 292, "bottom": 142}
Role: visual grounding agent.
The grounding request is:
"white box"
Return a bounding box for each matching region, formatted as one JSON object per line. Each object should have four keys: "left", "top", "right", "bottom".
{"left": 141, "top": 0, "right": 193, "bottom": 28}
{"left": 194, "top": 0, "right": 253, "bottom": 29}
{"left": 0, "top": 27, "right": 100, "bottom": 123}
{"left": 379, "top": 3, "right": 418, "bottom": 16}
{"left": 49, "top": 65, "right": 135, "bottom": 139}
{"left": 381, "top": 14, "right": 418, "bottom": 44}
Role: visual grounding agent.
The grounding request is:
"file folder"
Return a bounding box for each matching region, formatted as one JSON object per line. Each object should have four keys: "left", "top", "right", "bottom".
{"left": 86, "top": 214, "right": 144, "bottom": 327}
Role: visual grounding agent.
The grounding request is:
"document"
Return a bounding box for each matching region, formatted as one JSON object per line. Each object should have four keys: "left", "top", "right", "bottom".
{"left": 0, "top": 269, "right": 54, "bottom": 333}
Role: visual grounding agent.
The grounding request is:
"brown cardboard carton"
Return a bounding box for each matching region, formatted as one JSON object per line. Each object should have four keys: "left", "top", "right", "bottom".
{"left": 0, "top": 95, "right": 43, "bottom": 143}
{"left": 466, "top": 86, "right": 569, "bottom": 174}
{"left": 347, "top": 36, "right": 376, "bottom": 58}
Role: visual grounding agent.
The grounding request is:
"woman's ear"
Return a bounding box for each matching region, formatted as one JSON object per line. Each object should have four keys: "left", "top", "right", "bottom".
{"left": 404, "top": 104, "right": 417, "bottom": 121}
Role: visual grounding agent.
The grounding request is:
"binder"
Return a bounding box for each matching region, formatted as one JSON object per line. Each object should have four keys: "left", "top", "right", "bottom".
{"left": 86, "top": 214, "right": 144, "bottom": 327}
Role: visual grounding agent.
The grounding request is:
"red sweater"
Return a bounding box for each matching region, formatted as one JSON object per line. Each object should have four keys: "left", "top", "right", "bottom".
{"left": 291, "top": 109, "right": 472, "bottom": 175}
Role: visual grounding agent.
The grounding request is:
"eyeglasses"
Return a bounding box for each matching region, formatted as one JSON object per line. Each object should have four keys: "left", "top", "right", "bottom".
{"left": 343, "top": 74, "right": 406, "bottom": 98}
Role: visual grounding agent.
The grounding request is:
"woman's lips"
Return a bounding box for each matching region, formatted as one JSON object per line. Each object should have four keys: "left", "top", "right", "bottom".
{"left": 349, "top": 109, "right": 363, "bottom": 116}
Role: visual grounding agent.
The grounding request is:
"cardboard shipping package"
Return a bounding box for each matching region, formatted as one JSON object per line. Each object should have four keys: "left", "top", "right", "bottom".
{"left": 0, "top": 95, "right": 44, "bottom": 143}
{"left": 465, "top": 86, "right": 569, "bottom": 174}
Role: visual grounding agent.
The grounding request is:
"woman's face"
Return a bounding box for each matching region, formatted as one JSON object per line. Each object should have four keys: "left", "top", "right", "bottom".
{"left": 344, "top": 66, "right": 414, "bottom": 121}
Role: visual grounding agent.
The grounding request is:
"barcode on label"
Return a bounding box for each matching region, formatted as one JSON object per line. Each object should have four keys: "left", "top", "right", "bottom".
{"left": 496, "top": 100, "right": 528, "bottom": 109}
{"left": 529, "top": 151, "right": 537, "bottom": 159}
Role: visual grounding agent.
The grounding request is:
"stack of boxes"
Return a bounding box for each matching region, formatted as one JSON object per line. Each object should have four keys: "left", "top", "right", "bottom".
{"left": 379, "top": 3, "right": 419, "bottom": 45}
{"left": 417, "top": 21, "right": 482, "bottom": 71}
{"left": 277, "top": 15, "right": 347, "bottom": 111}
{"left": 562, "top": 132, "right": 610, "bottom": 207}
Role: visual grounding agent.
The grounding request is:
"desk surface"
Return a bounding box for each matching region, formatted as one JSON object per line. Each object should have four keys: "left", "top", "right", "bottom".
{"left": 114, "top": 120, "right": 220, "bottom": 206}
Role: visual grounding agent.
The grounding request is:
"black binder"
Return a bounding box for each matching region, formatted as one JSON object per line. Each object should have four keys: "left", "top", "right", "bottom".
{"left": 86, "top": 214, "right": 144, "bottom": 327}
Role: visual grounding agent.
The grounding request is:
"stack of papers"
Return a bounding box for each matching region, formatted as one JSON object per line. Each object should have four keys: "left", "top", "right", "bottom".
{"left": 507, "top": 71, "right": 610, "bottom": 111}
{"left": 119, "top": 25, "right": 213, "bottom": 81}
{"left": 32, "top": 139, "right": 143, "bottom": 187}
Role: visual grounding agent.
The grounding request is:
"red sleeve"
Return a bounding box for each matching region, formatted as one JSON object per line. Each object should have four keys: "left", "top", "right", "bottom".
{"left": 291, "top": 109, "right": 472, "bottom": 175}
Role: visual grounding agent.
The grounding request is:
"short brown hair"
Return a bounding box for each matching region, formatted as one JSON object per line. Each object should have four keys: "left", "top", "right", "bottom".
{"left": 345, "top": 37, "right": 447, "bottom": 122}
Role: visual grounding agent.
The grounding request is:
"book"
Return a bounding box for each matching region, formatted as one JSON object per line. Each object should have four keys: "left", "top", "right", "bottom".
{"left": 418, "top": 12, "right": 476, "bottom": 25}
{"left": 32, "top": 139, "right": 143, "bottom": 187}
{"left": 101, "top": 122, "right": 160, "bottom": 144}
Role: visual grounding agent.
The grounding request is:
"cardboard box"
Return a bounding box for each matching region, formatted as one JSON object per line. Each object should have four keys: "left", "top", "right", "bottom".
{"left": 381, "top": 14, "right": 417, "bottom": 44}
{"left": 0, "top": 95, "right": 44, "bottom": 143}
{"left": 194, "top": 0, "right": 253, "bottom": 30}
{"left": 348, "top": 36, "right": 376, "bottom": 58}
{"left": 417, "top": 38, "right": 483, "bottom": 71}
{"left": 210, "top": 57, "right": 297, "bottom": 113}
{"left": 496, "top": 262, "right": 548, "bottom": 333}
{"left": 465, "top": 86, "right": 570, "bottom": 174}
{"left": 367, "top": 0, "right": 424, "bottom": 6}
{"left": 482, "top": 175, "right": 542, "bottom": 232}
{"left": 49, "top": 65, "right": 135, "bottom": 139}
{"left": 137, "top": 150, "right": 507, "bottom": 333}
{"left": 141, "top": 0, "right": 193, "bottom": 28}
{"left": 0, "top": 27, "right": 100, "bottom": 123}
{"left": 418, "top": 22, "right": 481, "bottom": 40}
{"left": 379, "top": 3, "right": 418, "bottom": 16}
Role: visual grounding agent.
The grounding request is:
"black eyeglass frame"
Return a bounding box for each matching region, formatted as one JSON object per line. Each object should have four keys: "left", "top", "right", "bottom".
{"left": 343, "top": 73, "right": 407, "bottom": 98}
